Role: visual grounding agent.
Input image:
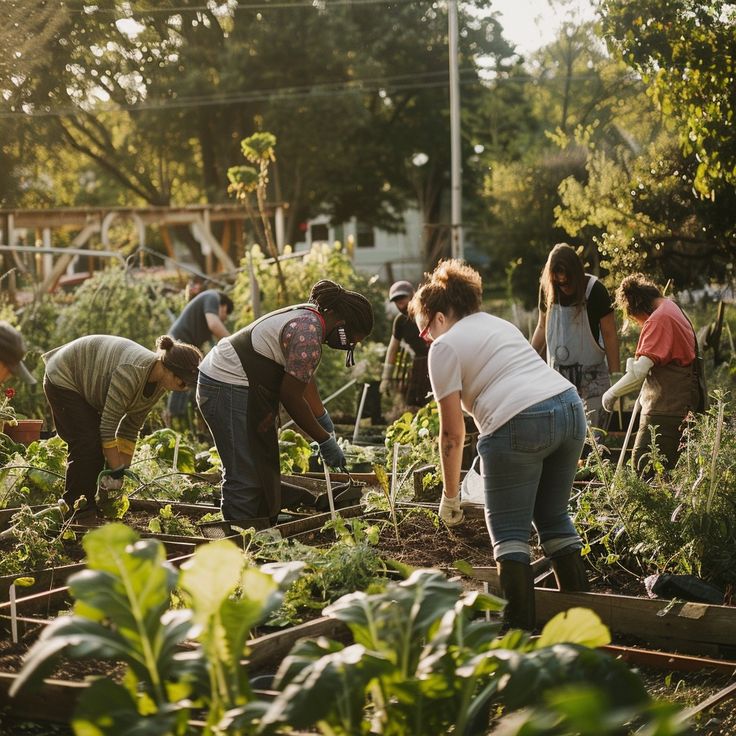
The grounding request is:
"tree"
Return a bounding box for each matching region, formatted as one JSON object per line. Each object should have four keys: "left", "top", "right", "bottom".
{"left": 2, "top": 0, "right": 516, "bottom": 269}
{"left": 556, "top": 126, "right": 736, "bottom": 287}
{"left": 600, "top": 0, "right": 736, "bottom": 198}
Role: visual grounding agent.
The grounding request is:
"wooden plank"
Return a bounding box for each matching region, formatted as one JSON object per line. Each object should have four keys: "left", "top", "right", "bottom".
{"left": 277, "top": 505, "right": 365, "bottom": 538}
{"left": 601, "top": 645, "right": 736, "bottom": 675}
{"left": 0, "top": 563, "right": 84, "bottom": 601}
{"left": 679, "top": 680, "right": 736, "bottom": 723}
{"left": 245, "top": 616, "right": 348, "bottom": 670}
{"left": 535, "top": 589, "right": 736, "bottom": 650}
{"left": 0, "top": 672, "right": 86, "bottom": 722}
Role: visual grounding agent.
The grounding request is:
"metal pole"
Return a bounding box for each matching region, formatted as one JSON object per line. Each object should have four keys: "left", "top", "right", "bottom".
{"left": 353, "top": 383, "right": 370, "bottom": 444}
{"left": 448, "top": 0, "right": 463, "bottom": 260}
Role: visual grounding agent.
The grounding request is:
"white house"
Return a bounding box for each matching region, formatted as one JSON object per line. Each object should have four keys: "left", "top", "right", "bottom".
{"left": 294, "top": 208, "right": 425, "bottom": 284}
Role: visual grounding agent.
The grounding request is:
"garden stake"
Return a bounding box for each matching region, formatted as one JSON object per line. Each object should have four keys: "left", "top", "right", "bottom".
{"left": 172, "top": 433, "right": 180, "bottom": 471}
{"left": 9, "top": 583, "right": 17, "bottom": 644}
{"left": 615, "top": 396, "right": 641, "bottom": 479}
{"left": 281, "top": 378, "right": 357, "bottom": 430}
{"left": 389, "top": 442, "right": 401, "bottom": 543}
{"left": 705, "top": 395, "right": 725, "bottom": 514}
{"left": 352, "top": 383, "right": 370, "bottom": 444}
{"left": 322, "top": 464, "right": 337, "bottom": 525}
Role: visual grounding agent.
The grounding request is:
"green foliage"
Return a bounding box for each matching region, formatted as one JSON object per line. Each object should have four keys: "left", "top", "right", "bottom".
{"left": 249, "top": 517, "right": 386, "bottom": 627}
{"left": 278, "top": 428, "right": 313, "bottom": 474}
{"left": 0, "top": 504, "right": 73, "bottom": 577}
{"left": 11, "top": 524, "right": 303, "bottom": 735}
{"left": 51, "top": 267, "right": 178, "bottom": 350}
{"left": 137, "top": 429, "right": 197, "bottom": 474}
{"left": 601, "top": 0, "right": 736, "bottom": 198}
{"left": 574, "top": 393, "right": 736, "bottom": 589}
{"left": 247, "top": 572, "right": 671, "bottom": 735}
{"left": 0, "top": 435, "right": 67, "bottom": 508}
{"left": 555, "top": 125, "right": 736, "bottom": 287}
{"left": 148, "top": 504, "right": 197, "bottom": 537}
{"left": 241, "top": 133, "right": 277, "bottom": 164}
{"left": 385, "top": 399, "right": 441, "bottom": 472}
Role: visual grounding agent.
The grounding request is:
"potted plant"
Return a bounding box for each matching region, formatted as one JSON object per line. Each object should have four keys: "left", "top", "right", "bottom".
{"left": 1, "top": 390, "right": 43, "bottom": 445}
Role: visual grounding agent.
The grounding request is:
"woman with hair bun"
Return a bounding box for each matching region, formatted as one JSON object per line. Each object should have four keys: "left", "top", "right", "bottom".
{"left": 409, "top": 259, "right": 588, "bottom": 630}
{"left": 43, "top": 334, "right": 202, "bottom": 516}
{"left": 196, "top": 279, "right": 374, "bottom": 524}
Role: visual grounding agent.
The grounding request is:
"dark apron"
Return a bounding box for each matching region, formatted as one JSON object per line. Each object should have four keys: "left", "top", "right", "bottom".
{"left": 640, "top": 361, "right": 700, "bottom": 416}
{"left": 228, "top": 304, "right": 319, "bottom": 520}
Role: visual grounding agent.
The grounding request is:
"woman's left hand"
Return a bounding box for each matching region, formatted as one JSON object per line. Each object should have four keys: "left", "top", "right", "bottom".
{"left": 439, "top": 492, "right": 464, "bottom": 527}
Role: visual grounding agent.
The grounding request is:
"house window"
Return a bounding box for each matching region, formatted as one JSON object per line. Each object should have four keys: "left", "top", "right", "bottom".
{"left": 356, "top": 222, "right": 375, "bottom": 248}
{"left": 311, "top": 223, "right": 329, "bottom": 242}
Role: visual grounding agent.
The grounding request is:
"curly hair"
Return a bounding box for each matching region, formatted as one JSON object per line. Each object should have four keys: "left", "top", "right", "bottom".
{"left": 408, "top": 259, "right": 482, "bottom": 323}
{"left": 155, "top": 335, "right": 202, "bottom": 385}
{"left": 540, "top": 243, "right": 586, "bottom": 311}
{"left": 615, "top": 274, "right": 662, "bottom": 318}
{"left": 308, "top": 280, "right": 374, "bottom": 339}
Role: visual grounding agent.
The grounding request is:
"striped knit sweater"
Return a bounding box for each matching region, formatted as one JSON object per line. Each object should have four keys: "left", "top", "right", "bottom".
{"left": 43, "top": 335, "right": 165, "bottom": 453}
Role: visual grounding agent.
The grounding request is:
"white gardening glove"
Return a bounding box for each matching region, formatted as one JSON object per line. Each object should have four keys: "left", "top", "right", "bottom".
{"left": 379, "top": 363, "right": 394, "bottom": 397}
{"left": 439, "top": 492, "right": 464, "bottom": 527}
{"left": 602, "top": 389, "right": 618, "bottom": 413}
{"left": 99, "top": 475, "right": 123, "bottom": 492}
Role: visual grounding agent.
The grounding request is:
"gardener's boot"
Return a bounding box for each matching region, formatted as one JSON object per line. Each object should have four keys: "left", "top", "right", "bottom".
{"left": 551, "top": 549, "right": 590, "bottom": 592}
{"left": 497, "top": 559, "right": 536, "bottom": 631}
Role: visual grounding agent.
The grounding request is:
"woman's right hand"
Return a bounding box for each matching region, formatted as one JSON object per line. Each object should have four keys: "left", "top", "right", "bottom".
{"left": 319, "top": 435, "right": 346, "bottom": 469}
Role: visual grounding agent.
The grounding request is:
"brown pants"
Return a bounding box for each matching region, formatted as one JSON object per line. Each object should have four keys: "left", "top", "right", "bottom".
{"left": 43, "top": 378, "right": 104, "bottom": 510}
{"left": 632, "top": 413, "right": 685, "bottom": 476}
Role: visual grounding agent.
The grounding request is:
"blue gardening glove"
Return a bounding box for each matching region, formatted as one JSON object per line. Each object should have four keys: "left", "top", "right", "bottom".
{"left": 316, "top": 410, "right": 335, "bottom": 437}
{"left": 319, "top": 435, "right": 346, "bottom": 469}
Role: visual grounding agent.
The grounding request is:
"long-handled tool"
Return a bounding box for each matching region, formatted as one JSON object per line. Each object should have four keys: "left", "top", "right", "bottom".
{"left": 615, "top": 396, "right": 641, "bottom": 478}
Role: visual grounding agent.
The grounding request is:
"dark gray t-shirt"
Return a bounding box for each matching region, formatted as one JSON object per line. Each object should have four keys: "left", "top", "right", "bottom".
{"left": 170, "top": 290, "right": 221, "bottom": 348}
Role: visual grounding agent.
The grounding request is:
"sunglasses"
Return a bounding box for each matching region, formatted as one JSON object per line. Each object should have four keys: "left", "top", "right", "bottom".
{"left": 419, "top": 314, "right": 435, "bottom": 344}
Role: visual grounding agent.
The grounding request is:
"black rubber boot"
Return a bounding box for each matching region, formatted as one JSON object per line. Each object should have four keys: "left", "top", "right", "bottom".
{"left": 551, "top": 549, "right": 590, "bottom": 592}
{"left": 497, "top": 559, "right": 536, "bottom": 631}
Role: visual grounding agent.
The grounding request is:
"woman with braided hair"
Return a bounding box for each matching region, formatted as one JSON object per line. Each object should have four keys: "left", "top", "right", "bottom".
{"left": 409, "top": 259, "right": 588, "bottom": 630}
{"left": 43, "top": 335, "right": 202, "bottom": 518}
{"left": 196, "top": 279, "right": 374, "bottom": 523}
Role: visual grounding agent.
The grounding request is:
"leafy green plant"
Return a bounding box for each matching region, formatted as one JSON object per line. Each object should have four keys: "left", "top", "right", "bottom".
{"left": 0, "top": 435, "right": 67, "bottom": 508}
{"left": 234, "top": 572, "right": 672, "bottom": 735}
{"left": 0, "top": 504, "right": 74, "bottom": 576}
{"left": 385, "top": 400, "right": 441, "bottom": 472}
{"left": 250, "top": 517, "right": 388, "bottom": 627}
{"left": 10, "top": 524, "right": 303, "bottom": 735}
{"left": 137, "top": 428, "right": 198, "bottom": 474}
{"left": 573, "top": 391, "right": 736, "bottom": 590}
{"left": 51, "top": 266, "right": 178, "bottom": 350}
{"left": 148, "top": 504, "right": 197, "bottom": 537}
{"left": 278, "top": 428, "right": 313, "bottom": 474}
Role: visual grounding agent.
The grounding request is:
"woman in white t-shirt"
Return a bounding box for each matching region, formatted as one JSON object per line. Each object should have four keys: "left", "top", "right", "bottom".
{"left": 409, "top": 260, "right": 589, "bottom": 630}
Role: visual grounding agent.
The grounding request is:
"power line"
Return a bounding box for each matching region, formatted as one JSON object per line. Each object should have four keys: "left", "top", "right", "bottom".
{"left": 63, "top": 0, "right": 425, "bottom": 14}
{"left": 1, "top": 71, "right": 635, "bottom": 119}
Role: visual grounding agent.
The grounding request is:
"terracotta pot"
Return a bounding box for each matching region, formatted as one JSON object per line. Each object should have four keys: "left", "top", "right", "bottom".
{"left": 4, "top": 419, "right": 43, "bottom": 445}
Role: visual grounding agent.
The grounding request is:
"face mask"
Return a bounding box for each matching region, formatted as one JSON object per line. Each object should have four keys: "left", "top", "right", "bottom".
{"left": 326, "top": 326, "right": 356, "bottom": 367}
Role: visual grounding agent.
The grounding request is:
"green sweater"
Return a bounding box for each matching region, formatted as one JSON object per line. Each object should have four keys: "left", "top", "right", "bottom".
{"left": 43, "top": 335, "right": 165, "bottom": 449}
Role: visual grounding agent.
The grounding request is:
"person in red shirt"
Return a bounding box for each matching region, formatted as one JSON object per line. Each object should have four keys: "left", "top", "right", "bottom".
{"left": 602, "top": 274, "right": 704, "bottom": 473}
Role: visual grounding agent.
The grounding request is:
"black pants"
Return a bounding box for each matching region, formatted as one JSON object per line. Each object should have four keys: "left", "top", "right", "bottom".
{"left": 44, "top": 378, "right": 104, "bottom": 510}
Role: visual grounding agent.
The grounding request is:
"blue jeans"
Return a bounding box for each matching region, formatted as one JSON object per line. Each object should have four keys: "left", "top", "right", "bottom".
{"left": 478, "top": 387, "right": 586, "bottom": 563}
{"left": 196, "top": 373, "right": 265, "bottom": 520}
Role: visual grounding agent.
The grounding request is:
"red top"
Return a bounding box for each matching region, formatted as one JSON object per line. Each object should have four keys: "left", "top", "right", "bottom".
{"left": 636, "top": 299, "right": 696, "bottom": 367}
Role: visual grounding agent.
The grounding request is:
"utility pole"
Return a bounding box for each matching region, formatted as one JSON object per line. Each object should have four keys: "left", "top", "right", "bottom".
{"left": 448, "top": 0, "right": 463, "bottom": 260}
